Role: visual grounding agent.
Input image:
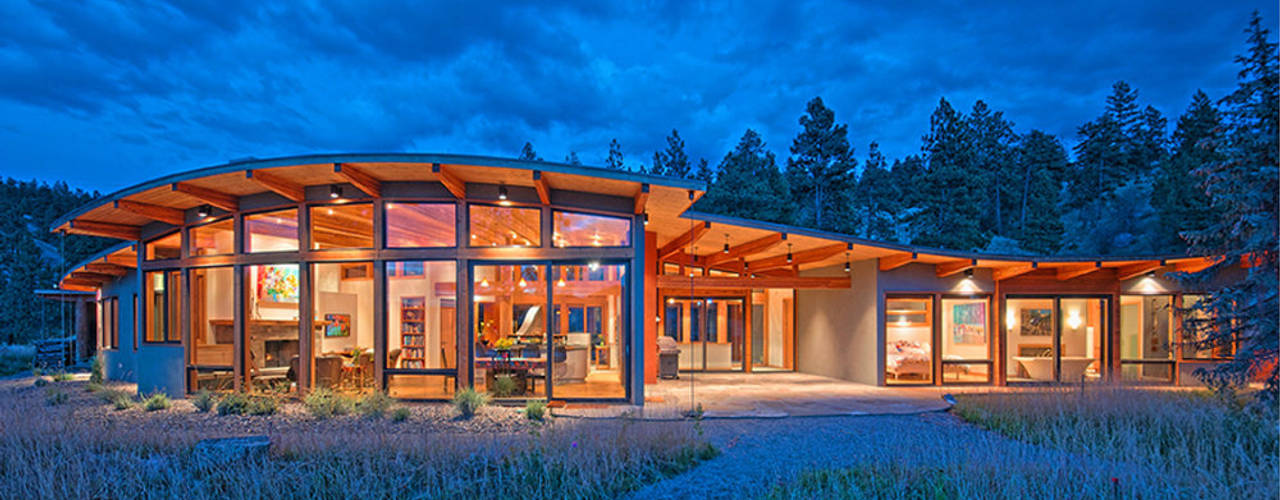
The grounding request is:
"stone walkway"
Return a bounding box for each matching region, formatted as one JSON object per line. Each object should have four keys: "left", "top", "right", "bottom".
{"left": 555, "top": 372, "right": 955, "bottom": 419}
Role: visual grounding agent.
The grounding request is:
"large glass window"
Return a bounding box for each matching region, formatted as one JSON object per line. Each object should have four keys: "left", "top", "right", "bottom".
{"left": 885, "top": 297, "right": 933, "bottom": 385}
{"left": 244, "top": 264, "right": 300, "bottom": 392}
{"left": 469, "top": 205, "right": 540, "bottom": 247}
{"left": 244, "top": 209, "right": 299, "bottom": 253}
{"left": 145, "top": 232, "right": 181, "bottom": 260}
{"left": 312, "top": 262, "right": 376, "bottom": 393}
{"left": 1060, "top": 298, "right": 1106, "bottom": 383}
{"left": 386, "top": 203, "right": 456, "bottom": 248}
{"left": 189, "top": 218, "right": 234, "bottom": 256}
{"left": 144, "top": 271, "right": 182, "bottom": 343}
{"left": 310, "top": 203, "right": 373, "bottom": 249}
{"left": 1005, "top": 298, "right": 1055, "bottom": 382}
{"left": 1005, "top": 297, "right": 1106, "bottom": 383}
{"left": 386, "top": 261, "right": 457, "bottom": 377}
{"left": 552, "top": 263, "right": 626, "bottom": 399}
{"left": 552, "top": 211, "right": 631, "bottom": 247}
{"left": 1120, "top": 295, "right": 1174, "bottom": 383}
{"left": 189, "top": 267, "right": 235, "bottom": 391}
{"left": 472, "top": 264, "right": 546, "bottom": 398}
{"left": 99, "top": 297, "right": 118, "bottom": 349}
{"left": 940, "top": 297, "right": 991, "bottom": 383}
{"left": 1181, "top": 294, "right": 1232, "bottom": 359}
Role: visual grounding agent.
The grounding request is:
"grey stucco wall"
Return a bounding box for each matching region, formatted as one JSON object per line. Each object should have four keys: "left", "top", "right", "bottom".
{"left": 795, "top": 259, "right": 880, "bottom": 385}
{"left": 98, "top": 268, "right": 186, "bottom": 398}
{"left": 99, "top": 269, "right": 138, "bottom": 384}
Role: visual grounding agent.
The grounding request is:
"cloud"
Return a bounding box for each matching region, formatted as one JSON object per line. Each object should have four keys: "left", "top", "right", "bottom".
{"left": 0, "top": 0, "right": 1274, "bottom": 191}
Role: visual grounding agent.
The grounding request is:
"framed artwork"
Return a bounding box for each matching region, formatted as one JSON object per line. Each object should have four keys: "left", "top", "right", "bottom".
{"left": 323, "top": 313, "right": 351, "bottom": 337}
{"left": 951, "top": 302, "right": 987, "bottom": 345}
{"left": 1021, "top": 309, "right": 1053, "bottom": 337}
{"left": 256, "top": 265, "right": 299, "bottom": 305}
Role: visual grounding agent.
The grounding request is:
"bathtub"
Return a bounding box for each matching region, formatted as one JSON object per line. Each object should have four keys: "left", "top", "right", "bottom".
{"left": 1013, "top": 356, "right": 1096, "bottom": 382}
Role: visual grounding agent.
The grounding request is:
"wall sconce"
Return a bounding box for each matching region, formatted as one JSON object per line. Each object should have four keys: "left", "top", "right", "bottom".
{"left": 498, "top": 184, "right": 509, "bottom": 201}
{"left": 964, "top": 268, "right": 974, "bottom": 279}
{"left": 1067, "top": 311, "right": 1083, "bottom": 329}
{"left": 643, "top": 213, "right": 649, "bottom": 226}
{"left": 1006, "top": 308, "right": 1016, "bottom": 331}
{"left": 329, "top": 185, "right": 343, "bottom": 199}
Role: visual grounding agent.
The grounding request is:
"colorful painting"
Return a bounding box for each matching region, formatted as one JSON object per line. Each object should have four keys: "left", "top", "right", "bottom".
{"left": 951, "top": 302, "right": 987, "bottom": 345}
{"left": 1021, "top": 308, "right": 1053, "bottom": 337}
{"left": 256, "top": 265, "right": 299, "bottom": 304}
{"left": 323, "top": 313, "right": 351, "bottom": 337}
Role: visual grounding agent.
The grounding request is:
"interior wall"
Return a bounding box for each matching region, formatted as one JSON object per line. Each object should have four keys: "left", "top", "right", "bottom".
{"left": 795, "top": 260, "right": 879, "bottom": 385}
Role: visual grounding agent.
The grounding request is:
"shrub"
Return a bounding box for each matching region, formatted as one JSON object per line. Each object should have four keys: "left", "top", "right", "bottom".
{"left": 525, "top": 399, "right": 547, "bottom": 421}
{"left": 84, "top": 382, "right": 102, "bottom": 393}
{"left": 216, "top": 392, "right": 249, "bottom": 416}
{"left": 491, "top": 374, "right": 518, "bottom": 397}
{"left": 100, "top": 389, "right": 134, "bottom": 410}
{"left": 51, "top": 371, "right": 72, "bottom": 383}
{"left": 304, "top": 388, "right": 353, "bottom": 419}
{"left": 452, "top": 388, "right": 489, "bottom": 419}
{"left": 89, "top": 356, "right": 104, "bottom": 385}
{"left": 245, "top": 395, "right": 279, "bottom": 416}
{"left": 391, "top": 407, "right": 411, "bottom": 422}
{"left": 44, "top": 389, "right": 69, "bottom": 406}
{"left": 356, "top": 392, "right": 394, "bottom": 419}
{"left": 143, "top": 393, "right": 171, "bottom": 412}
{"left": 191, "top": 390, "right": 215, "bottom": 412}
{"left": 32, "top": 377, "right": 49, "bottom": 387}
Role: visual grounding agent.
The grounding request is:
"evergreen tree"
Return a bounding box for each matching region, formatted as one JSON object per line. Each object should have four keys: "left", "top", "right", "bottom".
{"left": 697, "top": 129, "right": 791, "bottom": 223}
{"left": 1014, "top": 130, "right": 1067, "bottom": 254}
{"left": 693, "top": 158, "right": 714, "bottom": 183}
{"left": 1151, "top": 90, "right": 1222, "bottom": 250}
{"left": 966, "top": 100, "right": 1018, "bottom": 236}
{"left": 518, "top": 142, "right": 541, "bottom": 161}
{"left": 564, "top": 151, "right": 581, "bottom": 165}
{"left": 785, "top": 97, "right": 857, "bottom": 232}
{"left": 650, "top": 129, "right": 691, "bottom": 178}
{"left": 1178, "top": 12, "right": 1279, "bottom": 403}
{"left": 605, "top": 138, "right": 625, "bottom": 170}
{"left": 855, "top": 141, "right": 900, "bottom": 241}
{"left": 889, "top": 155, "right": 927, "bottom": 242}
{"left": 910, "top": 97, "right": 987, "bottom": 250}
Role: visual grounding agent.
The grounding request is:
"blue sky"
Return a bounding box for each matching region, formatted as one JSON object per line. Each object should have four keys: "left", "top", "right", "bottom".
{"left": 0, "top": 1, "right": 1274, "bottom": 193}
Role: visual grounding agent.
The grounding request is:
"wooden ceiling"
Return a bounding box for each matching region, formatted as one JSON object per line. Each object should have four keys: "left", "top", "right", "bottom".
{"left": 59, "top": 243, "right": 137, "bottom": 292}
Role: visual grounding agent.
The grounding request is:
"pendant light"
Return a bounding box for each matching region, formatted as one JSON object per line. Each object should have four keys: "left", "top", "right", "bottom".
{"left": 786, "top": 243, "right": 793, "bottom": 264}
{"left": 722, "top": 234, "right": 730, "bottom": 254}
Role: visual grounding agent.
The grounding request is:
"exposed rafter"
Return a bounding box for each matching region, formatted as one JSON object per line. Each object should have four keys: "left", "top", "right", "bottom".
{"left": 936, "top": 258, "right": 978, "bottom": 278}
{"left": 246, "top": 169, "right": 305, "bottom": 202}
{"left": 1174, "top": 257, "right": 1218, "bottom": 273}
{"left": 655, "top": 274, "right": 849, "bottom": 290}
{"left": 333, "top": 163, "right": 381, "bottom": 198}
{"left": 113, "top": 199, "right": 185, "bottom": 226}
{"left": 83, "top": 263, "right": 129, "bottom": 277}
{"left": 748, "top": 243, "right": 845, "bottom": 272}
{"left": 705, "top": 233, "right": 785, "bottom": 267}
{"left": 61, "top": 278, "right": 103, "bottom": 289}
{"left": 432, "top": 163, "right": 466, "bottom": 199}
{"left": 658, "top": 221, "right": 711, "bottom": 262}
{"left": 171, "top": 182, "right": 238, "bottom": 212}
{"left": 104, "top": 253, "right": 137, "bottom": 268}
{"left": 533, "top": 170, "right": 551, "bottom": 204}
{"left": 1057, "top": 262, "right": 1102, "bottom": 281}
{"left": 1116, "top": 260, "right": 1166, "bottom": 281}
{"left": 878, "top": 252, "right": 917, "bottom": 271}
{"left": 992, "top": 262, "right": 1038, "bottom": 281}
{"left": 70, "top": 271, "right": 116, "bottom": 283}
{"left": 68, "top": 220, "right": 140, "bottom": 240}
{"left": 634, "top": 183, "right": 650, "bottom": 214}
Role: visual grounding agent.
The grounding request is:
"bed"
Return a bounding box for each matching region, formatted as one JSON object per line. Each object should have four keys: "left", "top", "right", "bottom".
{"left": 886, "top": 340, "right": 931, "bottom": 380}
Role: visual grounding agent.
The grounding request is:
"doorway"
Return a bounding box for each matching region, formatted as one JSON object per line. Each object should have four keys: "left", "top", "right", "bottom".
{"left": 1004, "top": 296, "right": 1109, "bottom": 383}
{"left": 663, "top": 296, "right": 746, "bottom": 372}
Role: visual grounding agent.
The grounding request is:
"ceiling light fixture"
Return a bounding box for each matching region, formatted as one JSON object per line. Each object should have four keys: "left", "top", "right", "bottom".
{"left": 964, "top": 268, "right": 975, "bottom": 279}
{"left": 786, "top": 243, "right": 793, "bottom": 264}
{"left": 329, "top": 185, "right": 342, "bottom": 199}
{"left": 844, "top": 252, "right": 851, "bottom": 273}
{"left": 196, "top": 204, "right": 212, "bottom": 218}
{"left": 723, "top": 234, "right": 730, "bottom": 254}
{"left": 643, "top": 213, "right": 650, "bottom": 225}
{"left": 498, "top": 184, "right": 509, "bottom": 201}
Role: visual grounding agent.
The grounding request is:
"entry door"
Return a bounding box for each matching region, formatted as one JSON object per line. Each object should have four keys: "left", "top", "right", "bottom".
{"left": 694, "top": 298, "right": 745, "bottom": 372}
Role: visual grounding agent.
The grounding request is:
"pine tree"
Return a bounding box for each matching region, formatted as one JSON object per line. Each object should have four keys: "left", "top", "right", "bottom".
{"left": 910, "top": 97, "right": 987, "bottom": 250}
{"left": 889, "top": 155, "right": 927, "bottom": 242}
{"left": 564, "top": 151, "right": 581, "bottom": 165}
{"left": 966, "top": 100, "right": 1018, "bottom": 236}
{"left": 605, "top": 138, "right": 625, "bottom": 170}
{"left": 697, "top": 129, "right": 791, "bottom": 223}
{"left": 785, "top": 97, "right": 857, "bottom": 232}
{"left": 856, "top": 141, "right": 900, "bottom": 241}
{"left": 1151, "top": 90, "right": 1222, "bottom": 250}
{"left": 1015, "top": 130, "right": 1067, "bottom": 254}
{"left": 1178, "top": 12, "right": 1279, "bottom": 403}
{"left": 651, "top": 129, "right": 691, "bottom": 178}
{"left": 693, "top": 158, "right": 714, "bottom": 183}
{"left": 519, "top": 142, "right": 541, "bottom": 161}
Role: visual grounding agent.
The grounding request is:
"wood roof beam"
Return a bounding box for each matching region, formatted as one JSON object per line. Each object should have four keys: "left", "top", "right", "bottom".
{"left": 748, "top": 243, "right": 846, "bottom": 272}
{"left": 68, "top": 220, "right": 140, "bottom": 240}
{"left": 113, "top": 199, "right": 185, "bottom": 226}
{"left": 83, "top": 263, "right": 129, "bottom": 277}
{"left": 1117, "top": 260, "right": 1166, "bottom": 281}
{"left": 634, "top": 183, "right": 650, "bottom": 214}
{"left": 104, "top": 253, "right": 137, "bottom": 268}
{"left": 333, "top": 163, "right": 381, "bottom": 198}
{"left": 1174, "top": 257, "right": 1219, "bottom": 273}
{"left": 61, "top": 278, "right": 103, "bottom": 290}
{"left": 533, "top": 170, "right": 551, "bottom": 204}
{"left": 936, "top": 258, "right": 978, "bottom": 278}
{"left": 1057, "top": 262, "right": 1103, "bottom": 281}
{"left": 171, "top": 182, "right": 238, "bottom": 212}
{"left": 246, "top": 169, "right": 305, "bottom": 202}
{"left": 655, "top": 274, "right": 850, "bottom": 290}
{"left": 658, "top": 221, "right": 711, "bottom": 262}
{"left": 705, "top": 233, "right": 785, "bottom": 267}
{"left": 70, "top": 271, "right": 116, "bottom": 283}
{"left": 992, "top": 262, "right": 1038, "bottom": 281}
{"left": 878, "top": 252, "right": 917, "bottom": 271}
{"left": 432, "top": 163, "right": 466, "bottom": 199}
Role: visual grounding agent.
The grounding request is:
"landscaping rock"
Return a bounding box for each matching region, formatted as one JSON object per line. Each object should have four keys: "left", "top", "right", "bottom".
{"left": 192, "top": 435, "right": 270, "bottom": 464}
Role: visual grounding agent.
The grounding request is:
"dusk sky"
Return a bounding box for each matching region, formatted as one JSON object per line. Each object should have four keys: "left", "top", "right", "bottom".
{"left": 0, "top": 1, "right": 1274, "bottom": 193}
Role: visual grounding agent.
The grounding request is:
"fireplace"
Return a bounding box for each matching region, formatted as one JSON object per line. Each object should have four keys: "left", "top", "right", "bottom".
{"left": 264, "top": 339, "right": 298, "bottom": 368}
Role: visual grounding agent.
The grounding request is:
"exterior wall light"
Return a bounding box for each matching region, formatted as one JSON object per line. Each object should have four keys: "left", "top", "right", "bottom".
{"left": 498, "top": 185, "right": 509, "bottom": 201}
{"left": 643, "top": 213, "right": 649, "bottom": 225}
{"left": 329, "top": 185, "right": 342, "bottom": 199}
{"left": 964, "top": 268, "right": 975, "bottom": 279}
{"left": 196, "top": 204, "right": 212, "bottom": 218}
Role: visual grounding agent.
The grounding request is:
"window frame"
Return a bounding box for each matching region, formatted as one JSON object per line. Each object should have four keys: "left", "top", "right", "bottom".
{"left": 383, "top": 201, "right": 458, "bottom": 249}
{"left": 187, "top": 216, "right": 235, "bottom": 257}
{"left": 551, "top": 209, "right": 633, "bottom": 248}
{"left": 466, "top": 202, "right": 543, "bottom": 248}
{"left": 242, "top": 207, "right": 301, "bottom": 254}
{"left": 143, "top": 270, "right": 183, "bottom": 345}
{"left": 309, "top": 202, "right": 375, "bottom": 251}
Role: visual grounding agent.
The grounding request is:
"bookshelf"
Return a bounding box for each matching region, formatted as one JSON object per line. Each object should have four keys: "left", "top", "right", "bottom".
{"left": 399, "top": 296, "right": 426, "bottom": 369}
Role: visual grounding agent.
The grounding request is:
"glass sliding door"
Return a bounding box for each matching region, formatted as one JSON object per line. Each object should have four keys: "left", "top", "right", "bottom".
{"left": 667, "top": 296, "right": 746, "bottom": 372}
{"left": 472, "top": 264, "right": 547, "bottom": 399}
{"left": 1005, "top": 296, "right": 1108, "bottom": 383}
{"left": 385, "top": 261, "right": 457, "bottom": 399}
{"left": 1059, "top": 298, "right": 1106, "bottom": 383}
{"left": 1120, "top": 295, "right": 1174, "bottom": 383}
{"left": 940, "top": 297, "right": 991, "bottom": 384}
{"left": 189, "top": 266, "right": 235, "bottom": 391}
{"left": 551, "top": 263, "right": 626, "bottom": 399}
{"left": 885, "top": 297, "right": 933, "bottom": 385}
{"left": 243, "top": 264, "right": 301, "bottom": 392}
{"left": 311, "top": 262, "right": 376, "bottom": 394}
{"left": 1005, "top": 298, "right": 1055, "bottom": 383}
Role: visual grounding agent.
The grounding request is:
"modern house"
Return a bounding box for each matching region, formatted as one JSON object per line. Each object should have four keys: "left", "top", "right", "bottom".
{"left": 49, "top": 154, "right": 1231, "bottom": 404}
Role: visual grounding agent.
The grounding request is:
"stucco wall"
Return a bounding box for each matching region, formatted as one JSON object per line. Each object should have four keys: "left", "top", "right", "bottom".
{"left": 795, "top": 260, "right": 879, "bottom": 385}
{"left": 99, "top": 269, "right": 139, "bottom": 384}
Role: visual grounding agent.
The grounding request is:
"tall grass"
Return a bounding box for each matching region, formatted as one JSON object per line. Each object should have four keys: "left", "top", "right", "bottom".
{"left": 0, "top": 345, "right": 33, "bottom": 377}
{"left": 766, "top": 386, "right": 1278, "bottom": 499}
{"left": 0, "top": 384, "right": 713, "bottom": 499}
